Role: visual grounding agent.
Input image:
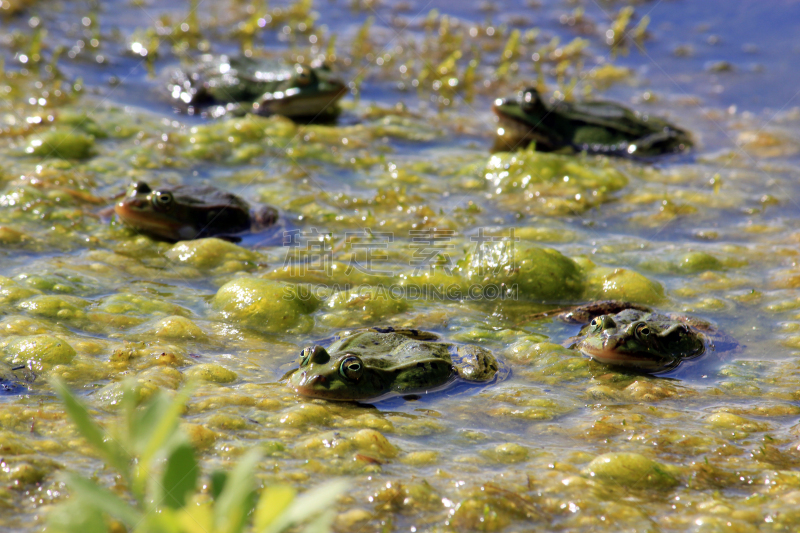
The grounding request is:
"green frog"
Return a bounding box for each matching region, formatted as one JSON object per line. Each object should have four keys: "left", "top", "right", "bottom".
{"left": 492, "top": 88, "right": 692, "bottom": 156}
{"left": 168, "top": 54, "right": 347, "bottom": 119}
{"left": 114, "top": 182, "right": 278, "bottom": 241}
{"left": 559, "top": 301, "right": 717, "bottom": 372}
{"left": 287, "top": 327, "right": 500, "bottom": 401}
{"left": 1, "top": 363, "right": 35, "bottom": 395}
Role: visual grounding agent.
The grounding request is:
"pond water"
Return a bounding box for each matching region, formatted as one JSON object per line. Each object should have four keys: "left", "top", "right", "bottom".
{"left": 3, "top": 0, "right": 800, "bottom": 531}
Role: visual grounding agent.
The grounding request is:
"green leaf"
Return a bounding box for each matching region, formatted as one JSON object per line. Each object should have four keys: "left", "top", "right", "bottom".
{"left": 261, "top": 479, "right": 348, "bottom": 533}
{"left": 129, "top": 387, "right": 169, "bottom": 455}
{"left": 209, "top": 470, "right": 228, "bottom": 501}
{"left": 62, "top": 472, "right": 142, "bottom": 526}
{"left": 140, "top": 380, "right": 197, "bottom": 466}
{"left": 213, "top": 449, "right": 263, "bottom": 533}
{"left": 301, "top": 509, "right": 337, "bottom": 533}
{"left": 253, "top": 485, "right": 296, "bottom": 531}
{"left": 161, "top": 442, "right": 198, "bottom": 510}
{"left": 45, "top": 499, "right": 106, "bottom": 533}
{"left": 121, "top": 378, "right": 141, "bottom": 444}
{"left": 134, "top": 507, "right": 184, "bottom": 533}
{"left": 51, "top": 378, "right": 130, "bottom": 476}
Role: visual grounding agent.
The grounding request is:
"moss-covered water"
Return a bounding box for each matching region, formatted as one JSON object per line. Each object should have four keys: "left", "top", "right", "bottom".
{"left": 3, "top": 0, "right": 800, "bottom": 531}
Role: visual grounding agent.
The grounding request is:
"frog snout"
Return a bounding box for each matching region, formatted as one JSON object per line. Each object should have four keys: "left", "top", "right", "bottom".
{"left": 121, "top": 198, "right": 146, "bottom": 209}
{"left": 306, "top": 374, "right": 329, "bottom": 388}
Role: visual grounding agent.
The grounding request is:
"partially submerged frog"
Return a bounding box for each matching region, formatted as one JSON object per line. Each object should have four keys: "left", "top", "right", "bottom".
{"left": 0, "top": 363, "right": 35, "bottom": 395}
{"left": 558, "top": 301, "right": 721, "bottom": 372}
{"left": 493, "top": 88, "right": 692, "bottom": 156}
{"left": 114, "top": 182, "right": 278, "bottom": 241}
{"left": 287, "top": 327, "right": 500, "bottom": 402}
{"left": 168, "top": 54, "right": 347, "bottom": 119}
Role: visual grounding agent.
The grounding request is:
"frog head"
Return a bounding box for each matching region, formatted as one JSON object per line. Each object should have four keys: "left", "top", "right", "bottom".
{"left": 288, "top": 344, "right": 394, "bottom": 401}
{"left": 254, "top": 63, "right": 347, "bottom": 118}
{"left": 576, "top": 310, "right": 706, "bottom": 372}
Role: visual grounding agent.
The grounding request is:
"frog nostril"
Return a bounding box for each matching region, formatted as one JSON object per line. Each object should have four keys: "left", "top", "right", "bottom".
{"left": 307, "top": 374, "right": 328, "bottom": 388}
{"left": 125, "top": 198, "right": 145, "bottom": 209}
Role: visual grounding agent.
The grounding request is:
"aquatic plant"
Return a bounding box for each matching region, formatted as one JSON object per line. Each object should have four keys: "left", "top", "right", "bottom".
{"left": 47, "top": 378, "right": 346, "bottom": 533}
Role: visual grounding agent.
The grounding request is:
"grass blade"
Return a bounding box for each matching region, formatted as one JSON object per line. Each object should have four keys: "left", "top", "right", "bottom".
{"left": 62, "top": 472, "right": 142, "bottom": 526}
{"left": 161, "top": 442, "right": 198, "bottom": 510}
{"left": 51, "top": 378, "right": 129, "bottom": 476}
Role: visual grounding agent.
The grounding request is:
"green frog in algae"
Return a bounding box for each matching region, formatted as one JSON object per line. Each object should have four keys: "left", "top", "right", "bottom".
{"left": 0, "top": 363, "right": 35, "bottom": 395}
{"left": 493, "top": 88, "right": 692, "bottom": 156}
{"left": 168, "top": 54, "right": 347, "bottom": 119}
{"left": 557, "top": 301, "right": 724, "bottom": 373}
{"left": 287, "top": 327, "right": 500, "bottom": 401}
{"left": 114, "top": 182, "right": 278, "bottom": 241}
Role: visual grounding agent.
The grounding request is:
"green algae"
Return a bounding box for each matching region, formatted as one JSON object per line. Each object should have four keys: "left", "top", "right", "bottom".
{"left": 0, "top": 3, "right": 797, "bottom": 532}
{"left": 25, "top": 128, "right": 96, "bottom": 160}
{"left": 485, "top": 150, "right": 628, "bottom": 215}
{"left": 585, "top": 452, "right": 680, "bottom": 490}
{"left": 185, "top": 363, "right": 238, "bottom": 383}
{"left": 212, "top": 277, "right": 316, "bottom": 334}
{"left": 2, "top": 334, "right": 76, "bottom": 370}
{"left": 583, "top": 265, "right": 665, "bottom": 304}
{"left": 165, "top": 238, "right": 261, "bottom": 272}
{"left": 459, "top": 242, "right": 584, "bottom": 301}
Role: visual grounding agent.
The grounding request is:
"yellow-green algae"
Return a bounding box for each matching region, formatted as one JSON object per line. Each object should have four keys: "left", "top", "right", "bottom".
{"left": 459, "top": 241, "right": 584, "bottom": 300}
{"left": 2, "top": 335, "right": 76, "bottom": 370}
{"left": 212, "top": 277, "right": 318, "bottom": 334}
{"left": 0, "top": 3, "right": 798, "bottom": 532}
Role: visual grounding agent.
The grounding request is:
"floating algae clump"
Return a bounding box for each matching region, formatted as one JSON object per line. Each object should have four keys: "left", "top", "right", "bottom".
{"left": 583, "top": 266, "right": 665, "bottom": 304}
{"left": 3, "top": 335, "right": 76, "bottom": 371}
{"left": 165, "top": 238, "right": 260, "bottom": 271}
{"left": 26, "top": 128, "right": 96, "bottom": 160}
{"left": 185, "top": 363, "right": 238, "bottom": 383}
{"left": 212, "top": 277, "right": 317, "bottom": 334}
{"left": 586, "top": 452, "right": 679, "bottom": 490}
{"left": 459, "top": 241, "right": 584, "bottom": 301}
{"left": 484, "top": 151, "right": 628, "bottom": 215}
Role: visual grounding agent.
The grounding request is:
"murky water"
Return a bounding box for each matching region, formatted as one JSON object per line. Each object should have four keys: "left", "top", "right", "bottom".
{"left": 3, "top": 0, "right": 800, "bottom": 531}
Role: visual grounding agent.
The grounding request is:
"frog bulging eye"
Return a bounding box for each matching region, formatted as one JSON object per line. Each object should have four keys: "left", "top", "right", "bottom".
{"left": 300, "top": 345, "right": 329, "bottom": 365}
{"left": 152, "top": 191, "right": 174, "bottom": 210}
{"left": 295, "top": 66, "right": 313, "bottom": 86}
{"left": 520, "top": 88, "right": 541, "bottom": 113}
{"left": 339, "top": 355, "right": 364, "bottom": 381}
{"left": 130, "top": 182, "right": 151, "bottom": 195}
{"left": 634, "top": 323, "right": 651, "bottom": 338}
{"left": 590, "top": 315, "right": 614, "bottom": 330}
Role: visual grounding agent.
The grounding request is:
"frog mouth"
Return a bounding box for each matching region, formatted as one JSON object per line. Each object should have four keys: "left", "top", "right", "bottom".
{"left": 256, "top": 86, "right": 348, "bottom": 118}
{"left": 291, "top": 373, "right": 344, "bottom": 400}
{"left": 578, "top": 343, "right": 670, "bottom": 370}
{"left": 114, "top": 202, "right": 192, "bottom": 240}
{"left": 492, "top": 105, "right": 554, "bottom": 150}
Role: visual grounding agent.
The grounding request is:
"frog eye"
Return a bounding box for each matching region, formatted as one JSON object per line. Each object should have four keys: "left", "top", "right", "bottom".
{"left": 339, "top": 356, "right": 364, "bottom": 381}
{"left": 130, "top": 182, "right": 151, "bottom": 195}
{"left": 590, "top": 316, "right": 611, "bottom": 330}
{"left": 295, "top": 66, "right": 313, "bottom": 86}
{"left": 634, "top": 323, "right": 651, "bottom": 338}
{"left": 520, "top": 88, "right": 540, "bottom": 113}
{"left": 152, "top": 191, "right": 173, "bottom": 209}
{"left": 300, "top": 345, "right": 328, "bottom": 365}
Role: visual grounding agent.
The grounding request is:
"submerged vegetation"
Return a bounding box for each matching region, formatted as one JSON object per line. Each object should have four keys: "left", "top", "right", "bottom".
{"left": 1, "top": 0, "right": 800, "bottom": 532}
